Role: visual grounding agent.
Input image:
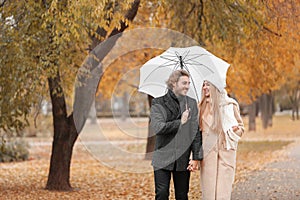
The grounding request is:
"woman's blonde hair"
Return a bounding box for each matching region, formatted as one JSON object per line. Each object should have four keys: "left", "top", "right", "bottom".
{"left": 199, "top": 81, "right": 222, "bottom": 133}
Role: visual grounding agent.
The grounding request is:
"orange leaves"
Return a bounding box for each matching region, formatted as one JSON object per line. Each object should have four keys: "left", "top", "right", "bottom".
{"left": 0, "top": 115, "right": 295, "bottom": 199}
{"left": 225, "top": 0, "right": 300, "bottom": 104}
{"left": 97, "top": 32, "right": 165, "bottom": 99}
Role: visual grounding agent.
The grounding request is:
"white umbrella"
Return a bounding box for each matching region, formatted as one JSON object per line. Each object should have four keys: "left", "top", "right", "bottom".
{"left": 138, "top": 46, "right": 230, "bottom": 101}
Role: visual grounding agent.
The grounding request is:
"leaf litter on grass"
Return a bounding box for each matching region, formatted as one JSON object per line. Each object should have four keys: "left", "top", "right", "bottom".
{"left": 0, "top": 115, "right": 298, "bottom": 199}
{"left": 0, "top": 139, "right": 292, "bottom": 200}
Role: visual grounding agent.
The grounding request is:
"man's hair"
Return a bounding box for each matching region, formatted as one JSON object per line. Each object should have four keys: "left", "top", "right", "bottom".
{"left": 166, "top": 69, "right": 189, "bottom": 90}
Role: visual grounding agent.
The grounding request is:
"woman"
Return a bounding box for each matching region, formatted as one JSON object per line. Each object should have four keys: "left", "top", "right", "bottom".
{"left": 199, "top": 80, "right": 244, "bottom": 200}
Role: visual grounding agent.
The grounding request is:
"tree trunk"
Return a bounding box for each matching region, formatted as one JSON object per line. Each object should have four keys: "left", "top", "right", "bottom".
{"left": 289, "top": 88, "right": 300, "bottom": 121}
{"left": 121, "top": 92, "right": 129, "bottom": 121}
{"left": 260, "top": 94, "right": 268, "bottom": 129}
{"left": 89, "top": 100, "right": 97, "bottom": 124}
{"left": 46, "top": 75, "right": 78, "bottom": 191}
{"left": 292, "top": 105, "right": 296, "bottom": 121}
{"left": 45, "top": 0, "right": 140, "bottom": 191}
{"left": 45, "top": 116, "right": 78, "bottom": 190}
{"left": 46, "top": 131, "right": 77, "bottom": 190}
{"left": 297, "top": 105, "right": 299, "bottom": 120}
{"left": 259, "top": 93, "right": 273, "bottom": 129}
{"left": 267, "top": 93, "right": 273, "bottom": 127}
{"left": 145, "top": 95, "right": 155, "bottom": 160}
{"left": 248, "top": 101, "right": 257, "bottom": 131}
{"left": 296, "top": 90, "right": 299, "bottom": 120}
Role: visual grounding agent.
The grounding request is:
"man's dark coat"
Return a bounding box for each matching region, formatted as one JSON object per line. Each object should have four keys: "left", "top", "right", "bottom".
{"left": 150, "top": 90, "right": 203, "bottom": 171}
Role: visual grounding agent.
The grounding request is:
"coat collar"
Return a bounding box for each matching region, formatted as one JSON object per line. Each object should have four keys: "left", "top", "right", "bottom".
{"left": 164, "top": 90, "right": 181, "bottom": 119}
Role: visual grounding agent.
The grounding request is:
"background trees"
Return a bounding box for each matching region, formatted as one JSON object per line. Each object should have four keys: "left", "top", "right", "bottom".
{"left": 227, "top": 0, "right": 300, "bottom": 130}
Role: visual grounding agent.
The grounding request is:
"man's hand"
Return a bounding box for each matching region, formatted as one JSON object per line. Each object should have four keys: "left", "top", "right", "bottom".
{"left": 187, "top": 160, "right": 199, "bottom": 172}
{"left": 181, "top": 108, "right": 190, "bottom": 125}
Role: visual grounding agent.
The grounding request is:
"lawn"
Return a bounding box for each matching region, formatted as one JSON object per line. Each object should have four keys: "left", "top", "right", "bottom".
{"left": 0, "top": 114, "right": 299, "bottom": 199}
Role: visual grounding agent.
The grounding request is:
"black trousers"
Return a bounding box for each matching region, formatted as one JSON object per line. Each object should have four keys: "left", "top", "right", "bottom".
{"left": 154, "top": 168, "right": 190, "bottom": 200}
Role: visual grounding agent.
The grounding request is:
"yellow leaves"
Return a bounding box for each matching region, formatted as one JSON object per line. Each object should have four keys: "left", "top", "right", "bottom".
{"left": 224, "top": 0, "right": 300, "bottom": 104}
{"left": 120, "top": 0, "right": 136, "bottom": 10}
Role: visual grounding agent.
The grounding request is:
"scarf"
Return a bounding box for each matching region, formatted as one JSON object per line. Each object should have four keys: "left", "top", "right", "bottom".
{"left": 220, "top": 92, "right": 240, "bottom": 150}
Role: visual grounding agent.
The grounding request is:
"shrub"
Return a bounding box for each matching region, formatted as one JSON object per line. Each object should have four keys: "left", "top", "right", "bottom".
{"left": 0, "top": 139, "right": 30, "bottom": 162}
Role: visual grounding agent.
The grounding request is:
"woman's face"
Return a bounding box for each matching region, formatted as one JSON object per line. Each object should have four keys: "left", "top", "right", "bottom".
{"left": 202, "top": 81, "right": 210, "bottom": 98}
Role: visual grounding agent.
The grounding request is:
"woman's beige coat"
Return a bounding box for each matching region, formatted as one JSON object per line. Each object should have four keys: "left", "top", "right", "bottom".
{"left": 199, "top": 97, "right": 244, "bottom": 200}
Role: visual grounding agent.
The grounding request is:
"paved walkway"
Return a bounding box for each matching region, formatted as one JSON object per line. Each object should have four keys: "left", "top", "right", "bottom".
{"left": 232, "top": 141, "right": 300, "bottom": 200}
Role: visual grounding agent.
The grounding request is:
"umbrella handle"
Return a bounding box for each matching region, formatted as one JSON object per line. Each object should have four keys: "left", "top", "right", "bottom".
{"left": 185, "top": 97, "right": 191, "bottom": 120}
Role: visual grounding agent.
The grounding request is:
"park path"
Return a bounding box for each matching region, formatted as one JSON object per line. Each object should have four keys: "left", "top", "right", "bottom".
{"left": 232, "top": 140, "right": 300, "bottom": 200}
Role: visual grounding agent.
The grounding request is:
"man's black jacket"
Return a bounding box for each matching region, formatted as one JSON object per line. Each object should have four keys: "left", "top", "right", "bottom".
{"left": 150, "top": 90, "right": 203, "bottom": 171}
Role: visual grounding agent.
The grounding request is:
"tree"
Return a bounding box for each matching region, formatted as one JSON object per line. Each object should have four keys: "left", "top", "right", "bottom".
{"left": 227, "top": 0, "right": 300, "bottom": 130}
{"left": 1, "top": 0, "right": 140, "bottom": 190}
{"left": 270, "top": 0, "right": 300, "bottom": 120}
{"left": 279, "top": 70, "right": 300, "bottom": 120}
{"left": 48, "top": 0, "right": 141, "bottom": 191}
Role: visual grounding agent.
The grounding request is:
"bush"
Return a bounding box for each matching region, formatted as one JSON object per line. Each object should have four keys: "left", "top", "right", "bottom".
{"left": 0, "top": 139, "right": 30, "bottom": 162}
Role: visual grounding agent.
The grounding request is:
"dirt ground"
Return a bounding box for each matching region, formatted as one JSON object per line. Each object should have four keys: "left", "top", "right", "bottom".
{"left": 0, "top": 115, "right": 300, "bottom": 199}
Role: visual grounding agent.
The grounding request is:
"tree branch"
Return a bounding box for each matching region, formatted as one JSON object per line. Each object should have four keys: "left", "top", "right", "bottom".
{"left": 0, "top": 0, "right": 6, "bottom": 7}
{"left": 73, "top": 0, "right": 140, "bottom": 133}
{"left": 89, "top": 0, "right": 140, "bottom": 50}
{"left": 262, "top": 25, "right": 282, "bottom": 37}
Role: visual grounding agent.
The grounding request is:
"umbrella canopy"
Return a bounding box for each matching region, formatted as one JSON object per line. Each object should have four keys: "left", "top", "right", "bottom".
{"left": 138, "top": 46, "right": 230, "bottom": 101}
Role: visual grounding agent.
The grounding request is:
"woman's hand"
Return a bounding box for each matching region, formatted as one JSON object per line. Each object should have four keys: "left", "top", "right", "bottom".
{"left": 232, "top": 126, "right": 239, "bottom": 132}
{"left": 187, "top": 160, "right": 199, "bottom": 172}
{"left": 232, "top": 126, "right": 243, "bottom": 137}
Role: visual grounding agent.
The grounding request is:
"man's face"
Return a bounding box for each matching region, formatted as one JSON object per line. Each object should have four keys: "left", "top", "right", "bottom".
{"left": 172, "top": 76, "right": 190, "bottom": 96}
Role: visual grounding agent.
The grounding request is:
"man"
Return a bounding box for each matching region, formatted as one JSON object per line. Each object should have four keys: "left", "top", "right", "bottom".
{"left": 150, "top": 69, "right": 203, "bottom": 200}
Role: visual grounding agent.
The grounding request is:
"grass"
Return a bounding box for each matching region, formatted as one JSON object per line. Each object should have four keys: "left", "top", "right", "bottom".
{"left": 238, "top": 140, "right": 292, "bottom": 153}
{"left": 241, "top": 114, "right": 300, "bottom": 140}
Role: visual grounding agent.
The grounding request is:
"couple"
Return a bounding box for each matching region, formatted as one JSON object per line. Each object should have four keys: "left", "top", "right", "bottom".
{"left": 150, "top": 69, "right": 244, "bottom": 200}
